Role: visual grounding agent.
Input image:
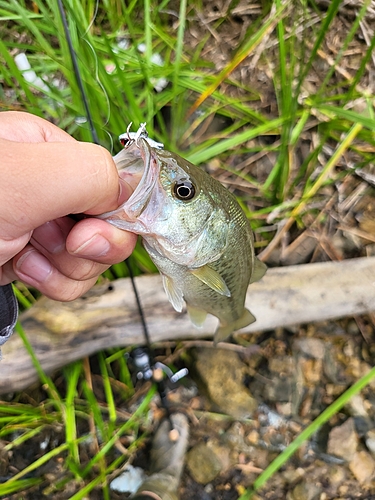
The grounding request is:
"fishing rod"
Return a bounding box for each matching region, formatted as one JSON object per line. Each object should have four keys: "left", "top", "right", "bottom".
{"left": 57, "top": 0, "right": 99, "bottom": 145}
{"left": 57, "top": 0, "right": 185, "bottom": 429}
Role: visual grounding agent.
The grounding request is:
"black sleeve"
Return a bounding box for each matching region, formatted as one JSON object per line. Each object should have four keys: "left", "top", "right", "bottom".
{"left": 0, "top": 284, "right": 18, "bottom": 348}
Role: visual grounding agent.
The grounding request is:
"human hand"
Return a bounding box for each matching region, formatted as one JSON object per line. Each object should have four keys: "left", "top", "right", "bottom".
{"left": 0, "top": 111, "right": 137, "bottom": 300}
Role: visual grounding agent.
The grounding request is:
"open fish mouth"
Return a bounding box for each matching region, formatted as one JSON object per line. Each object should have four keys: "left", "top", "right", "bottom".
{"left": 99, "top": 125, "right": 162, "bottom": 221}
{"left": 123, "top": 136, "right": 160, "bottom": 217}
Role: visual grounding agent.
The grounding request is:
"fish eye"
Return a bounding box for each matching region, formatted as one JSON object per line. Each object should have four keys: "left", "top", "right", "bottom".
{"left": 173, "top": 180, "right": 196, "bottom": 201}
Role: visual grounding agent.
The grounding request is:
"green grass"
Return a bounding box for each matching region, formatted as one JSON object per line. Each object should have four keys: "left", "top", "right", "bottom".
{"left": 1, "top": 0, "right": 375, "bottom": 497}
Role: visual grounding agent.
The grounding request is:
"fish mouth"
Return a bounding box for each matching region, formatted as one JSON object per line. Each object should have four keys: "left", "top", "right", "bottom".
{"left": 125, "top": 137, "right": 159, "bottom": 217}
{"left": 99, "top": 137, "right": 160, "bottom": 222}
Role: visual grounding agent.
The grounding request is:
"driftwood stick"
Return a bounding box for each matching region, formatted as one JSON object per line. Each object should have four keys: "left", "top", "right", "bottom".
{"left": 1, "top": 257, "right": 375, "bottom": 394}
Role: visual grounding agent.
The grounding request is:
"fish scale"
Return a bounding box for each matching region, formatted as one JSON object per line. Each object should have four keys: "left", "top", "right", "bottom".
{"left": 99, "top": 126, "right": 267, "bottom": 343}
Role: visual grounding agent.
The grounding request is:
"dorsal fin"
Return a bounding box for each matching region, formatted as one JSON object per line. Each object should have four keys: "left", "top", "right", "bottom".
{"left": 250, "top": 258, "right": 267, "bottom": 284}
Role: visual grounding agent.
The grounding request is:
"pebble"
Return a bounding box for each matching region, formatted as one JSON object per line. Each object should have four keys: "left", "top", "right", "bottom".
{"left": 346, "top": 393, "right": 368, "bottom": 418}
{"left": 287, "top": 480, "right": 322, "bottom": 500}
{"left": 349, "top": 451, "right": 375, "bottom": 484}
{"left": 300, "top": 358, "right": 323, "bottom": 384}
{"left": 246, "top": 429, "right": 260, "bottom": 445}
{"left": 186, "top": 441, "right": 230, "bottom": 484}
{"left": 282, "top": 467, "right": 305, "bottom": 484}
{"left": 327, "top": 418, "right": 358, "bottom": 461}
{"left": 276, "top": 402, "right": 293, "bottom": 416}
{"left": 328, "top": 465, "right": 346, "bottom": 486}
{"left": 293, "top": 338, "right": 326, "bottom": 359}
{"left": 223, "top": 422, "right": 254, "bottom": 454}
{"left": 191, "top": 347, "right": 257, "bottom": 419}
{"left": 365, "top": 429, "right": 375, "bottom": 456}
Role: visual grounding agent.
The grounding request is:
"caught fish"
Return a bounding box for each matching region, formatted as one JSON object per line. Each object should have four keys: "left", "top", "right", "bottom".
{"left": 100, "top": 124, "right": 266, "bottom": 343}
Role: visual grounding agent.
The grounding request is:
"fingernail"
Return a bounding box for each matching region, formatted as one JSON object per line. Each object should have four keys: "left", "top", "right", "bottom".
{"left": 16, "top": 250, "right": 53, "bottom": 283}
{"left": 72, "top": 234, "right": 111, "bottom": 258}
{"left": 32, "top": 220, "right": 65, "bottom": 253}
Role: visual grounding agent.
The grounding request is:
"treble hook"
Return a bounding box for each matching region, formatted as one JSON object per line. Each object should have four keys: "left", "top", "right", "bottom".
{"left": 120, "top": 123, "right": 164, "bottom": 150}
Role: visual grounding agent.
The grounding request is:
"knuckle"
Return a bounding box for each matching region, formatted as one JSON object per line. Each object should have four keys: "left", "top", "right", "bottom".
{"left": 58, "top": 281, "right": 83, "bottom": 302}
{"left": 65, "top": 260, "right": 102, "bottom": 281}
{"left": 48, "top": 278, "right": 95, "bottom": 302}
{"left": 0, "top": 234, "right": 31, "bottom": 267}
{"left": 96, "top": 146, "right": 116, "bottom": 193}
{"left": 90, "top": 146, "right": 118, "bottom": 211}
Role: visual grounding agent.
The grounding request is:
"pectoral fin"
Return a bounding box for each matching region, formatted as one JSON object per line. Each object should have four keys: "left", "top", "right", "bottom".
{"left": 161, "top": 275, "right": 184, "bottom": 312}
{"left": 190, "top": 265, "right": 231, "bottom": 297}
{"left": 187, "top": 306, "right": 207, "bottom": 328}
{"left": 214, "top": 308, "right": 256, "bottom": 345}
{"left": 250, "top": 258, "right": 267, "bottom": 284}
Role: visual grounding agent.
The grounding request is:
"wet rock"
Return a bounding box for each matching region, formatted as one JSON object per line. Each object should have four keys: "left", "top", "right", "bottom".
{"left": 191, "top": 347, "right": 257, "bottom": 419}
{"left": 349, "top": 451, "right": 375, "bottom": 484}
{"left": 327, "top": 418, "right": 358, "bottom": 461}
{"left": 186, "top": 441, "right": 230, "bottom": 484}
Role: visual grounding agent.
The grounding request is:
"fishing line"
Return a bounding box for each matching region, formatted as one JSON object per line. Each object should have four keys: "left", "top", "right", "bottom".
{"left": 83, "top": 38, "right": 112, "bottom": 129}
{"left": 82, "top": 0, "right": 100, "bottom": 37}
{"left": 126, "top": 259, "right": 152, "bottom": 347}
{"left": 126, "top": 260, "right": 175, "bottom": 428}
{"left": 57, "top": 0, "right": 176, "bottom": 428}
{"left": 103, "top": 128, "right": 115, "bottom": 155}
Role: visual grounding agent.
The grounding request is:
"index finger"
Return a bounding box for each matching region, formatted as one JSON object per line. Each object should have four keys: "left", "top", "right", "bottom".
{"left": 0, "top": 111, "right": 74, "bottom": 143}
{"left": 0, "top": 139, "right": 131, "bottom": 239}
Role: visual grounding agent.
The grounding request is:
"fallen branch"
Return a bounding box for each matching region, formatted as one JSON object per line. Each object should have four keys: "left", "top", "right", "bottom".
{"left": 1, "top": 257, "right": 375, "bottom": 394}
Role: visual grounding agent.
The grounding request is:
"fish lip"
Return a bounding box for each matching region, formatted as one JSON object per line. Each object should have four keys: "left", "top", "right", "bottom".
{"left": 99, "top": 137, "right": 160, "bottom": 222}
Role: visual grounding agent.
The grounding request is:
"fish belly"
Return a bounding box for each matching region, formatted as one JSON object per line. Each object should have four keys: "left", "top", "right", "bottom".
{"left": 143, "top": 238, "right": 254, "bottom": 342}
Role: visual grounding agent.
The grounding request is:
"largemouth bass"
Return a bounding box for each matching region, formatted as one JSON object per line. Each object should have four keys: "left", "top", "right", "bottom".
{"left": 100, "top": 125, "right": 266, "bottom": 343}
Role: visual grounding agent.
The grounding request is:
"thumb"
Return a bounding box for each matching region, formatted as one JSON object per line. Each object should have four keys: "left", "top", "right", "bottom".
{"left": 1, "top": 139, "right": 132, "bottom": 239}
